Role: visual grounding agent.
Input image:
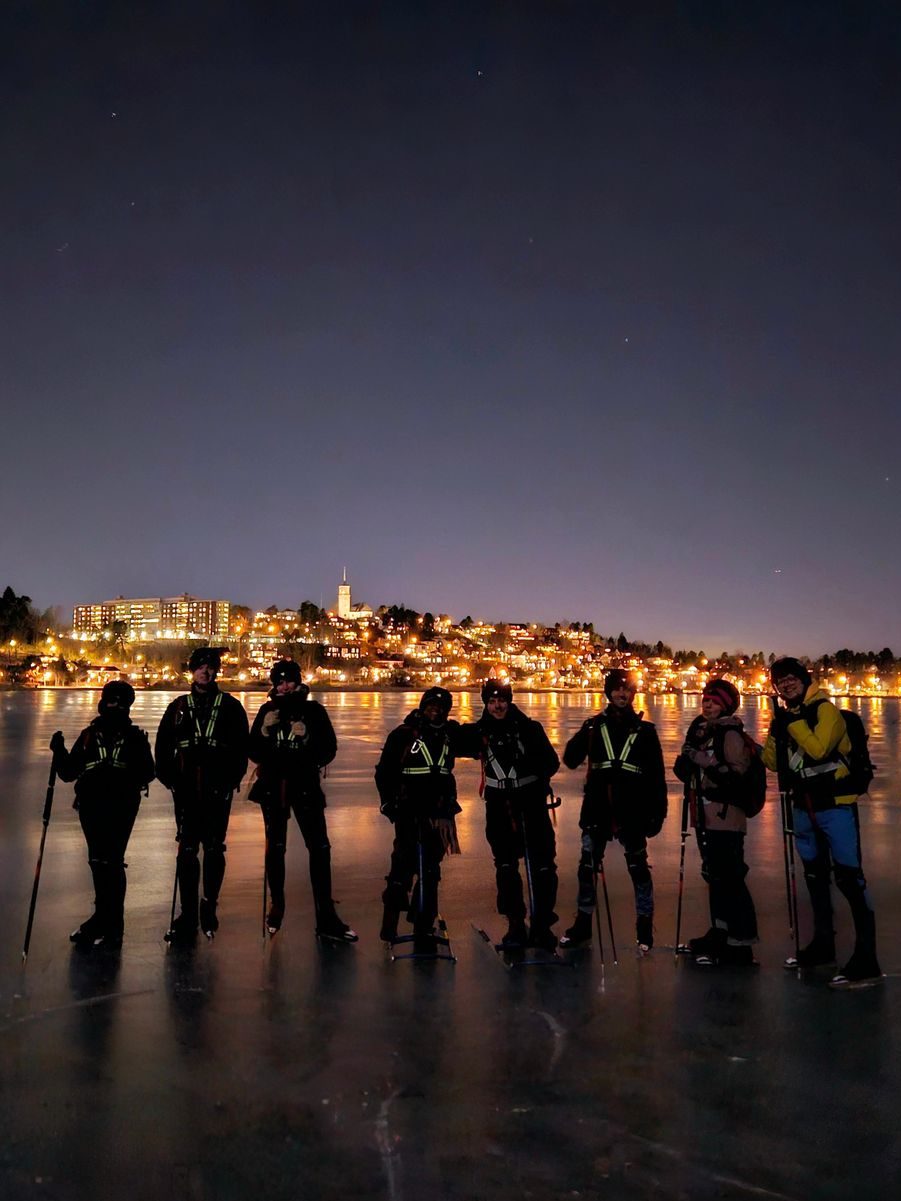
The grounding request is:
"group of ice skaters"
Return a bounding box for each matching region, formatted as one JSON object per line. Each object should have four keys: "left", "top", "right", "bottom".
{"left": 44, "top": 647, "right": 883, "bottom": 990}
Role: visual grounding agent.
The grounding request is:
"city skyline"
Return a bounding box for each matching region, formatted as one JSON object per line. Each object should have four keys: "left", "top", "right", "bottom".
{"left": 3, "top": 4, "right": 900, "bottom": 656}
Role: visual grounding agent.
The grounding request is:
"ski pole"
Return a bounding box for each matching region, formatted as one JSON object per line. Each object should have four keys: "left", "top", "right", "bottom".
{"left": 261, "top": 859, "right": 268, "bottom": 941}
{"left": 674, "top": 785, "right": 690, "bottom": 955}
{"left": 597, "top": 855, "right": 617, "bottom": 964}
{"left": 416, "top": 820, "right": 426, "bottom": 932}
{"left": 22, "top": 759, "right": 58, "bottom": 962}
{"left": 519, "top": 808, "right": 537, "bottom": 926}
{"left": 589, "top": 853, "right": 606, "bottom": 968}
{"left": 771, "top": 697, "right": 800, "bottom": 962}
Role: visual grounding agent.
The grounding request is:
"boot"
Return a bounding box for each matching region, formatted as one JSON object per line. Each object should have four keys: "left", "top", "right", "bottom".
{"left": 165, "top": 913, "right": 198, "bottom": 946}
{"left": 380, "top": 906, "right": 401, "bottom": 943}
{"left": 316, "top": 903, "right": 359, "bottom": 943}
{"left": 70, "top": 914, "right": 105, "bottom": 948}
{"left": 527, "top": 923, "right": 558, "bottom": 951}
{"left": 785, "top": 932, "right": 836, "bottom": 970}
{"left": 636, "top": 914, "right": 654, "bottom": 951}
{"left": 687, "top": 927, "right": 722, "bottom": 956}
{"left": 830, "top": 902, "right": 881, "bottom": 987}
{"left": 501, "top": 918, "right": 528, "bottom": 949}
{"left": 559, "top": 910, "right": 593, "bottom": 948}
{"left": 199, "top": 897, "right": 219, "bottom": 939}
{"left": 266, "top": 899, "right": 285, "bottom": 935}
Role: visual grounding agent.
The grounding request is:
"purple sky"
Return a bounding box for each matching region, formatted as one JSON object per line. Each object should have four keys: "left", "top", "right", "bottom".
{"left": 2, "top": 2, "right": 900, "bottom": 655}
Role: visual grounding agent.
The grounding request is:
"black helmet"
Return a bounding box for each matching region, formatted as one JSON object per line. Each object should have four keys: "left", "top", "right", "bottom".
{"left": 481, "top": 679, "right": 513, "bottom": 704}
{"left": 604, "top": 669, "right": 635, "bottom": 699}
{"left": 188, "top": 646, "right": 223, "bottom": 672}
{"left": 270, "top": 659, "right": 303, "bottom": 687}
{"left": 98, "top": 680, "right": 135, "bottom": 715}
{"left": 420, "top": 686, "right": 452, "bottom": 717}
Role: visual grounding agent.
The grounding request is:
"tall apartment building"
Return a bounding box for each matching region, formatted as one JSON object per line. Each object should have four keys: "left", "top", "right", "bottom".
{"left": 73, "top": 595, "right": 229, "bottom": 641}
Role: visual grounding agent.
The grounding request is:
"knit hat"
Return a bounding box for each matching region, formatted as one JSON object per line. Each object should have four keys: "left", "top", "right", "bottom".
{"left": 770, "top": 657, "right": 812, "bottom": 689}
{"left": 98, "top": 680, "right": 135, "bottom": 714}
{"left": 481, "top": 679, "right": 513, "bottom": 704}
{"left": 270, "top": 659, "right": 303, "bottom": 687}
{"left": 188, "top": 646, "right": 223, "bottom": 672}
{"left": 420, "top": 686, "right": 452, "bottom": 716}
{"left": 702, "top": 678, "right": 740, "bottom": 716}
{"left": 604, "top": 669, "right": 635, "bottom": 699}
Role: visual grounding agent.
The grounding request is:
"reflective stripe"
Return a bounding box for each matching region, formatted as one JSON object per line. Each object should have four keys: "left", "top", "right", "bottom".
{"left": 402, "top": 737, "right": 450, "bottom": 776}
{"left": 177, "top": 692, "right": 223, "bottom": 749}
{"left": 589, "top": 724, "right": 642, "bottom": 774}
{"left": 789, "top": 745, "right": 842, "bottom": 779}
{"left": 484, "top": 774, "right": 537, "bottom": 790}
{"left": 484, "top": 739, "right": 528, "bottom": 787}
{"left": 82, "top": 733, "right": 126, "bottom": 774}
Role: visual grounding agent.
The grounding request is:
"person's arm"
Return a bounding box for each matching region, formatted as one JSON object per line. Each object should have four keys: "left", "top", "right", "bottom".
{"left": 374, "top": 727, "right": 409, "bottom": 815}
{"left": 310, "top": 703, "right": 337, "bottom": 768}
{"left": 786, "top": 702, "right": 846, "bottom": 762}
{"left": 721, "top": 729, "right": 751, "bottom": 775}
{"left": 529, "top": 720, "right": 559, "bottom": 780}
{"left": 562, "top": 721, "right": 590, "bottom": 771}
{"left": 154, "top": 702, "right": 178, "bottom": 789}
{"left": 130, "top": 727, "right": 156, "bottom": 789}
{"left": 642, "top": 725, "right": 668, "bottom": 835}
{"left": 227, "top": 697, "right": 250, "bottom": 790}
{"left": 248, "top": 702, "right": 275, "bottom": 765}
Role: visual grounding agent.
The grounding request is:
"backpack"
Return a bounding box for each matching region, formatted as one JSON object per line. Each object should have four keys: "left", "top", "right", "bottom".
{"left": 712, "top": 727, "right": 767, "bottom": 818}
{"left": 804, "top": 701, "right": 875, "bottom": 798}
{"left": 838, "top": 709, "right": 875, "bottom": 795}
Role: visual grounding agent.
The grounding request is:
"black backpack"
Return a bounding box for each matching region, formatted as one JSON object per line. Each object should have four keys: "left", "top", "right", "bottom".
{"left": 804, "top": 700, "right": 875, "bottom": 797}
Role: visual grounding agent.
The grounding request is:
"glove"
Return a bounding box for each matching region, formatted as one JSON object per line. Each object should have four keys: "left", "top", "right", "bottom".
{"left": 261, "top": 710, "right": 280, "bottom": 736}
{"left": 379, "top": 799, "right": 398, "bottom": 823}
{"left": 50, "top": 731, "right": 66, "bottom": 754}
{"left": 290, "top": 720, "right": 307, "bottom": 739}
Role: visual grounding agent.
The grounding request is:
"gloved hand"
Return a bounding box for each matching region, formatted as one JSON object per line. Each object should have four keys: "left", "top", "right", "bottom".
{"left": 680, "top": 744, "right": 716, "bottom": 768}
{"left": 261, "top": 710, "right": 280, "bottom": 736}
{"left": 290, "top": 719, "right": 307, "bottom": 739}
{"left": 50, "top": 731, "right": 66, "bottom": 754}
{"left": 379, "top": 799, "right": 398, "bottom": 823}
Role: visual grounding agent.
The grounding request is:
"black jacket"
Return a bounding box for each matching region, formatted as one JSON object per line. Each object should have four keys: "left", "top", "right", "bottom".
{"left": 55, "top": 714, "right": 155, "bottom": 806}
{"left": 375, "top": 710, "right": 461, "bottom": 820}
{"left": 154, "top": 685, "right": 249, "bottom": 794}
{"left": 564, "top": 706, "right": 667, "bottom": 836}
{"left": 456, "top": 703, "right": 559, "bottom": 789}
{"left": 248, "top": 691, "right": 336, "bottom": 802}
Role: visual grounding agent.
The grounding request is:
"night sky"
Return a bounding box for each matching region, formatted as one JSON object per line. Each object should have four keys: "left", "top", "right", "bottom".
{"left": 3, "top": 1, "right": 900, "bottom": 655}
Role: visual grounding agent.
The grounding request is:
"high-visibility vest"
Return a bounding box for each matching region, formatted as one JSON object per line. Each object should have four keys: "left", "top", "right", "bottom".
{"left": 402, "top": 734, "right": 451, "bottom": 777}
{"left": 82, "top": 732, "right": 126, "bottom": 774}
{"left": 589, "top": 721, "right": 642, "bottom": 775}
{"left": 177, "top": 692, "right": 223, "bottom": 750}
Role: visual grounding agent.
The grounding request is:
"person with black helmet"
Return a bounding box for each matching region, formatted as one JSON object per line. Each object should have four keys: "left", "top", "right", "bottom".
{"left": 560, "top": 669, "right": 667, "bottom": 952}
{"left": 49, "top": 680, "right": 154, "bottom": 948}
{"left": 248, "top": 660, "right": 356, "bottom": 942}
{"left": 374, "top": 686, "right": 461, "bottom": 954}
{"left": 457, "top": 680, "right": 560, "bottom": 950}
{"left": 673, "top": 678, "right": 759, "bottom": 966}
{"left": 763, "top": 657, "right": 881, "bottom": 988}
{"left": 154, "top": 647, "right": 249, "bottom": 943}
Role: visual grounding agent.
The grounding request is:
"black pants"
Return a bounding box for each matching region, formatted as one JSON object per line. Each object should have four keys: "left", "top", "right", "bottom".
{"left": 383, "top": 814, "right": 447, "bottom": 934}
{"left": 77, "top": 792, "right": 141, "bottom": 935}
{"left": 576, "top": 827, "right": 653, "bottom": 918}
{"left": 485, "top": 787, "right": 557, "bottom": 925}
{"left": 173, "top": 787, "right": 233, "bottom": 920}
{"left": 696, "top": 828, "right": 758, "bottom": 944}
{"left": 261, "top": 793, "right": 335, "bottom": 921}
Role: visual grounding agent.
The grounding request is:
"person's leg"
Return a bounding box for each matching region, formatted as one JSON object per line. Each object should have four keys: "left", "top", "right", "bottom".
{"left": 172, "top": 790, "right": 201, "bottom": 939}
{"left": 561, "top": 827, "right": 604, "bottom": 945}
{"left": 793, "top": 806, "right": 837, "bottom": 966}
{"left": 485, "top": 796, "right": 526, "bottom": 944}
{"left": 296, "top": 802, "right": 357, "bottom": 940}
{"left": 263, "top": 800, "right": 289, "bottom": 930}
{"left": 523, "top": 800, "right": 558, "bottom": 947}
{"left": 820, "top": 805, "right": 881, "bottom": 984}
{"left": 621, "top": 831, "right": 654, "bottom": 949}
{"left": 381, "top": 814, "right": 417, "bottom": 941}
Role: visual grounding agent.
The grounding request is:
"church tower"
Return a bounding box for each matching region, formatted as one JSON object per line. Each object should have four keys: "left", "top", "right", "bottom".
{"left": 337, "top": 568, "right": 351, "bottom": 619}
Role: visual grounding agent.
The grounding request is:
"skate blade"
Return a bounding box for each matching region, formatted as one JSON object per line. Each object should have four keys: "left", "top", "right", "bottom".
{"left": 829, "top": 975, "right": 884, "bottom": 990}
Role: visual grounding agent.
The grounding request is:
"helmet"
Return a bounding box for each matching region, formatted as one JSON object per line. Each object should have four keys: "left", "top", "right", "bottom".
{"left": 270, "top": 659, "right": 303, "bottom": 687}
{"left": 98, "top": 680, "right": 135, "bottom": 715}
{"left": 481, "top": 679, "right": 513, "bottom": 704}
{"left": 188, "top": 646, "right": 223, "bottom": 672}
{"left": 604, "top": 669, "right": 635, "bottom": 699}
{"left": 770, "top": 657, "right": 812, "bottom": 690}
{"left": 420, "top": 686, "right": 452, "bottom": 717}
{"left": 702, "top": 678, "right": 740, "bottom": 716}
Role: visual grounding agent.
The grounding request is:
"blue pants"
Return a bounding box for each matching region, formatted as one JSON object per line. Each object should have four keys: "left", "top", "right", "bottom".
{"left": 793, "top": 803, "right": 876, "bottom": 949}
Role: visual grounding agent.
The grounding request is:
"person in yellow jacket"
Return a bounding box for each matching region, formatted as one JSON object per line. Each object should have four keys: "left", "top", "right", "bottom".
{"left": 763, "top": 657, "right": 881, "bottom": 988}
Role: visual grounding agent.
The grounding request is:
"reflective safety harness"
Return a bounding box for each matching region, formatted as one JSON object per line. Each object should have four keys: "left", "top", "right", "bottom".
{"left": 402, "top": 734, "right": 451, "bottom": 777}
{"left": 588, "top": 720, "right": 642, "bottom": 776}
{"left": 274, "top": 721, "right": 309, "bottom": 751}
{"left": 177, "top": 691, "right": 223, "bottom": 750}
{"left": 481, "top": 734, "right": 537, "bottom": 793}
{"left": 82, "top": 731, "right": 126, "bottom": 774}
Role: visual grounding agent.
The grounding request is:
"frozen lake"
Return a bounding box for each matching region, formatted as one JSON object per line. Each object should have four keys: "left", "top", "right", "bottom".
{"left": 1, "top": 689, "right": 899, "bottom": 1201}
